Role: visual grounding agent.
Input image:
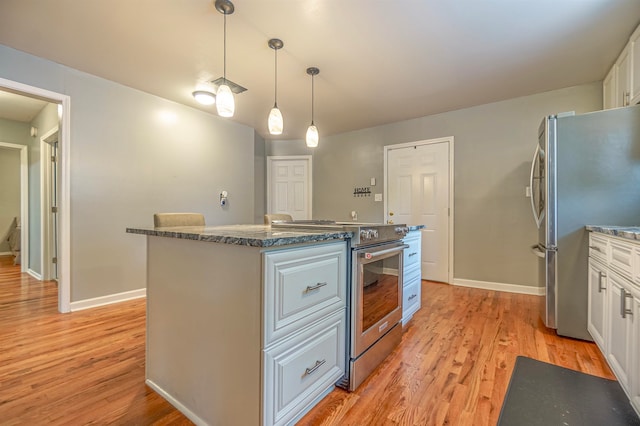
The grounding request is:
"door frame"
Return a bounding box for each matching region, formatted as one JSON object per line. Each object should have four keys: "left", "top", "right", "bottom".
{"left": 266, "top": 155, "right": 313, "bottom": 219}
{"left": 40, "top": 126, "right": 59, "bottom": 281}
{"left": 0, "top": 142, "right": 29, "bottom": 273}
{"left": 383, "top": 136, "right": 455, "bottom": 284}
{"left": 0, "top": 77, "right": 71, "bottom": 313}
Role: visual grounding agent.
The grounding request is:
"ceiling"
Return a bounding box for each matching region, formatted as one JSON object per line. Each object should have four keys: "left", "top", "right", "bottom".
{"left": 0, "top": 0, "right": 639, "bottom": 139}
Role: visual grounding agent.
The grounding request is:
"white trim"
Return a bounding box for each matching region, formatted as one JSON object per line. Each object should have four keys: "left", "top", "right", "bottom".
{"left": 145, "top": 379, "right": 208, "bottom": 426}
{"left": 0, "top": 251, "right": 12, "bottom": 256}
{"left": 383, "top": 136, "right": 455, "bottom": 284}
{"left": 0, "top": 77, "right": 72, "bottom": 313}
{"left": 40, "top": 126, "right": 59, "bottom": 281}
{"left": 266, "top": 155, "right": 313, "bottom": 220}
{"left": 0, "top": 141, "right": 29, "bottom": 273}
{"left": 69, "top": 288, "right": 146, "bottom": 312}
{"left": 453, "top": 278, "right": 545, "bottom": 296}
{"left": 27, "top": 268, "right": 42, "bottom": 280}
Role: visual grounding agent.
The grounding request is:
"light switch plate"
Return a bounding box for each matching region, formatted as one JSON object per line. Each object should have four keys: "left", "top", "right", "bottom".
{"left": 374, "top": 193, "right": 383, "bottom": 202}
{"left": 370, "top": 177, "right": 376, "bottom": 186}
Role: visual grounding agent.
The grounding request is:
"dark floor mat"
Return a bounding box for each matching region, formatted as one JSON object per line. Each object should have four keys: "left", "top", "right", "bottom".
{"left": 497, "top": 356, "right": 640, "bottom": 426}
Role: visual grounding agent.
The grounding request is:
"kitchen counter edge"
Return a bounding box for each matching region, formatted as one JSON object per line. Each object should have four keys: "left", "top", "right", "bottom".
{"left": 586, "top": 225, "right": 640, "bottom": 241}
{"left": 126, "top": 224, "right": 352, "bottom": 248}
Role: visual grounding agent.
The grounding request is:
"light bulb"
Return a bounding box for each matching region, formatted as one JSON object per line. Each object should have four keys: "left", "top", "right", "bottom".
{"left": 306, "top": 124, "right": 318, "bottom": 147}
{"left": 216, "top": 84, "right": 235, "bottom": 117}
{"left": 193, "top": 91, "right": 216, "bottom": 105}
{"left": 268, "top": 107, "right": 283, "bottom": 135}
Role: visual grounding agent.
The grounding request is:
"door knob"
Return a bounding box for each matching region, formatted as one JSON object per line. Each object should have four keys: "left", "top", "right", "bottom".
{"left": 388, "top": 220, "right": 394, "bottom": 224}
{"left": 389, "top": 211, "right": 394, "bottom": 216}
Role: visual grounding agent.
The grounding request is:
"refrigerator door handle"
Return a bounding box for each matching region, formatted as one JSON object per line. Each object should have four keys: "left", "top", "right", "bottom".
{"left": 530, "top": 244, "right": 546, "bottom": 258}
{"left": 529, "top": 145, "right": 542, "bottom": 228}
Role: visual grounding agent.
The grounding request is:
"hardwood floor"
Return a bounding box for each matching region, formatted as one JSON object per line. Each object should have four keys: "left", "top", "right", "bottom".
{"left": 0, "top": 255, "right": 613, "bottom": 425}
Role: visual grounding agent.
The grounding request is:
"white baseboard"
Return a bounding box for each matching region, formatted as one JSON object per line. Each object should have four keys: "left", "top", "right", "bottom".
{"left": 0, "top": 251, "right": 12, "bottom": 256}
{"left": 27, "top": 268, "right": 42, "bottom": 280}
{"left": 453, "top": 278, "right": 545, "bottom": 296}
{"left": 70, "top": 288, "right": 146, "bottom": 312}
{"left": 146, "top": 379, "right": 208, "bottom": 426}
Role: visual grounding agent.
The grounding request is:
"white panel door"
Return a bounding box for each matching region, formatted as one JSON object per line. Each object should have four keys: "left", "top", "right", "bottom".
{"left": 387, "top": 141, "right": 450, "bottom": 282}
{"left": 267, "top": 156, "right": 312, "bottom": 220}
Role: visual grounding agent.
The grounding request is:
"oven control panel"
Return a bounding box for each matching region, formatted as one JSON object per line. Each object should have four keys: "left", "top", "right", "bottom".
{"left": 359, "top": 229, "right": 379, "bottom": 241}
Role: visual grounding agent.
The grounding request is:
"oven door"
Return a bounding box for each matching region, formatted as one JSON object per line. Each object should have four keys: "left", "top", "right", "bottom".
{"left": 352, "top": 242, "right": 407, "bottom": 357}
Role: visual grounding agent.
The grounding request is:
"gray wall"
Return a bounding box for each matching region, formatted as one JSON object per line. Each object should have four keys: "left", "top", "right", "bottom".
{"left": 0, "top": 147, "right": 20, "bottom": 253}
{"left": 0, "top": 44, "right": 257, "bottom": 302}
{"left": 267, "top": 82, "right": 603, "bottom": 288}
{"left": 253, "top": 131, "right": 266, "bottom": 224}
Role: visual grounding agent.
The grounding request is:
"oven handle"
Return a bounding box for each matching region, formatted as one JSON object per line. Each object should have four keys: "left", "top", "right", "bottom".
{"left": 361, "top": 244, "right": 409, "bottom": 260}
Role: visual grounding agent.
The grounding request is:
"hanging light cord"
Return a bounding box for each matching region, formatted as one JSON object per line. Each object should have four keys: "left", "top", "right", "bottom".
{"left": 311, "top": 73, "right": 315, "bottom": 125}
{"left": 223, "top": 12, "right": 227, "bottom": 82}
{"left": 274, "top": 48, "right": 278, "bottom": 107}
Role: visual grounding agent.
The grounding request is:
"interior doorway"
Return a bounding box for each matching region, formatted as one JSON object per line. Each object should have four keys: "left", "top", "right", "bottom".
{"left": 41, "top": 127, "right": 59, "bottom": 281}
{"left": 0, "top": 142, "right": 28, "bottom": 272}
{"left": 0, "top": 77, "right": 71, "bottom": 313}
{"left": 384, "top": 137, "right": 454, "bottom": 283}
{"left": 266, "top": 155, "right": 312, "bottom": 220}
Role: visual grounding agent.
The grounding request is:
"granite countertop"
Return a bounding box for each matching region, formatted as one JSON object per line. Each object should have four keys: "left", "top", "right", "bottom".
{"left": 586, "top": 225, "right": 640, "bottom": 241}
{"left": 126, "top": 224, "right": 352, "bottom": 248}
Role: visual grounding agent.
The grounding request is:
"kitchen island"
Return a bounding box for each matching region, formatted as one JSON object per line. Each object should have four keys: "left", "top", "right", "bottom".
{"left": 126, "top": 225, "right": 351, "bottom": 426}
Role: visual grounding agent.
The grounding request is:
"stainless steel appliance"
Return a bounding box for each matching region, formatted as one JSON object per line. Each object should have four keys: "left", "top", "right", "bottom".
{"left": 273, "top": 220, "right": 408, "bottom": 390}
{"left": 529, "top": 105, "right": 640, "bottom": 340}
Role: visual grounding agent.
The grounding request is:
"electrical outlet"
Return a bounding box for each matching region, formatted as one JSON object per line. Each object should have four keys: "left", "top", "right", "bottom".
{"left": 525, "top": 186, "right": 531, "bottom": 198}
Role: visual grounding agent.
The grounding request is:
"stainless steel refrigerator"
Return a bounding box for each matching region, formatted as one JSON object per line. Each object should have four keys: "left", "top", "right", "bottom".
{"left": 529, "top": 105, "right": 640, "bottom": 341}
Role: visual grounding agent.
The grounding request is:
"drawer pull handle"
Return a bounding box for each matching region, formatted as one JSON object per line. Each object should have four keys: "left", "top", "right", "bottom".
{"left": 598, "top": 271, "right": 607, "bottom": 293}
{"left": 408, "top": 252, "right": 418, "bottom": 257}
{"left": 303, "top": 359, "right": 326, "bottom": 377}
{"left": 408, "top": 294, "right": 417, "bottom": 301}
{"left": 589, "top": 245, "right": 602, "bottom": 253}
{"left": 621, "top": 289, "right": 633, "bottom": 319}
{"left": 304, "top": 282, "right": 327, "bottom": 293}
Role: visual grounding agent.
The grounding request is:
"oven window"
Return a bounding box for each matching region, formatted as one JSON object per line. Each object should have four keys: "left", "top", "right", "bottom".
{"left": 361, "top": 256, "right": 400, "bottom": 331}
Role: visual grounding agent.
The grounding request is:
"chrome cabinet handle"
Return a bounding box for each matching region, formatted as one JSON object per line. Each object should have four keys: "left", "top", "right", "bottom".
{"left": 621, "top": 289, "right": 633, "bottom": 318}
{"left": 598, "top": 271, "right": 606, "bottom": 293}
{"left": 408, "top": 252, "right": 418, "bottom": 257}
{"left": 589, "top": 245, "right": 602, "bottom": 253}
{"left": 303, "top": 359, "right": 326, "bottom": 377}
{"left": 304, "top": 282, "right": 327, "bottom": 293}
{"left": 408, "top": 294, "right": 417, "bottom": 301}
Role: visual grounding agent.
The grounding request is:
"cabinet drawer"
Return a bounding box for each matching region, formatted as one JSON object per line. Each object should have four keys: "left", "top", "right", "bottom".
{"left": 402, "top": 277, "right": 421, "bottom": 324}
{"left": 589, "top": 234, "right": 608, "bottom": 263}
{"left": 403, "top": 232, "right": 421, "bottom": 269}
{"left": 263, "top": 311, "right": 345, "bottom": 426}
{"left": 404, "top": 263, "right": 421, "bottom": 288}
{"left": 610, "top": 240, "right": 634, "bottom": 280}
{"left": 264, "top": 242, "right": 347, "bottom": 346}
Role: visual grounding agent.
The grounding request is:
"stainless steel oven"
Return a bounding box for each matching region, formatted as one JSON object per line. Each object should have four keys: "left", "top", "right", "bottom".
{"left": 349, "top": 241, "right": 406, "bottom": 390}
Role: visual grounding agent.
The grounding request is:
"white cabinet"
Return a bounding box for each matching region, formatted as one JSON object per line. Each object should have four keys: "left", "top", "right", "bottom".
{"left": 616, "top": 46, "right": 632, "bottom": 108}
{"left": 587, "top": 232, "right": 640, "bottom": 416}
{"left": 603, "top": 66, "right": 618, "bottom": 110}
{"left": 402, "top": 230, "right": 422, "bottom": 325}
{"left": 631, "top": 25, "right": 640, "bottom": 105}
{"left": 603, "top": 22, "right": 640, "bottom": 109}
{"left": 606, "top": 270, "right": 634, "bottom": 390}
{"left": 262, "top": 242, "right": 347, "bottom": 426}
{"left": 587, "top": 258, "right": 607, "bottom": 349}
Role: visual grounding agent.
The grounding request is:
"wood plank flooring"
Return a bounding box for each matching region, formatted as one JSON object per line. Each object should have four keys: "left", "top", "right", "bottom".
{"left": 0, "top": 255, "right": 613, "bottom": 425}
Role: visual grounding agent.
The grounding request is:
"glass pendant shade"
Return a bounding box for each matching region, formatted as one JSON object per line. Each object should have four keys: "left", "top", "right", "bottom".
{"left": 216, "top": 84, "right": 235, "bottom": 117}
{"left": 268, "top": 106, "right": 283, "bottom": 135}
{"left": 306, "top": 124, "right": 318, "bottom": 148}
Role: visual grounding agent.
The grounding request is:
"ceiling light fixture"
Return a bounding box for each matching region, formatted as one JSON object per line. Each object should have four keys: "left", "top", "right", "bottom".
{"left": 268, "top": 38, "right": 284, "bottom": 135}
{"left": 306, "top": 67, "right": 320, "bottom": 148}
{"left": 215, "top": 0, "right": 236, "bottom": 118}
{"left": 192, "top": 90, "right": 216, "bottom": 105}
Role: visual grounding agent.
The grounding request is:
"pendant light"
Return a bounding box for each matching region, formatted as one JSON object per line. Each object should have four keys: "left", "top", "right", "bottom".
{"left": 305, "top": 67, "right": 320, "bottom": 148}
{"left": 267, "top": 38, "right": 284, "bottom": 135}
{"left": 215, "top": 0, "right": 235, "bottom": 118}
